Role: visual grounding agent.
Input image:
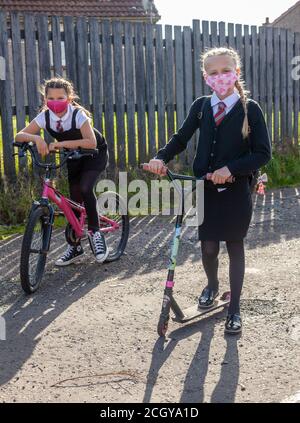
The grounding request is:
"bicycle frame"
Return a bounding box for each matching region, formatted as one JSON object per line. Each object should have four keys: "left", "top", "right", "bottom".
{"left": 42, "top": 178, "right": 86, "bottom": 239}
{"left": 13, "top": 142, "right": 120, "bottom": 236}
{"left": 12, "top": 142, "right": 121, "bottom": 241}
{"left": 41, "top": 178, "right": 121, "bottom": 239}
{"left": 14, "top": 141, "right": 129, "bottom": 294}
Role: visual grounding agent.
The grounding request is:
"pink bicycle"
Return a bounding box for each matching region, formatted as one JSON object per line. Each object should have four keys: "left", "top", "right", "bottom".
{"left": 13, "top": 141, "right": 129, "bottom": 294}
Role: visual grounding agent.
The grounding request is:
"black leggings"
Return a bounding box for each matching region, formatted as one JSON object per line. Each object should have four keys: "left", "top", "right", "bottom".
{"left": 201, "top": 240, "right": 245, "bottom": 314}
{"left": 67, "top": 155, "right": 107, "bottom": 234}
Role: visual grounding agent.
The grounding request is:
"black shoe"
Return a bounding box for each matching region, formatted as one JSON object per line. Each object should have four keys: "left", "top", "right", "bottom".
{"left": 55, "top": 244, "right": 84, "bottom": 266}
{"left": 198, "top": 287, "right": 219, "bottom": 309}
{"left": 225, "top": 313, "right": 242, "bottom": 334}
{"left": 88, "top": 230, "right": 109, "bottom": 263}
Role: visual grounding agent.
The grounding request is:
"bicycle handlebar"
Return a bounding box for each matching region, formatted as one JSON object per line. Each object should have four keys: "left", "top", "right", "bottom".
{"left": 12, "top": 141, "right": 98, "bottom": 170}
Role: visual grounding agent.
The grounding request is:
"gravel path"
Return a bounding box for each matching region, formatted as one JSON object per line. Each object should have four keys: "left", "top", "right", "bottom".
{"left": 0, "top": 186, "right": 299, "bottom": 403}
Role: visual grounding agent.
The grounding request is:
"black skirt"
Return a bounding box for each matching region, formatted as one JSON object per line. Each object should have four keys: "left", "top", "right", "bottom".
{"left": 198, "top": 176, "right": 253, "bottom": 241}
{"left": 67, "top": 132, "right": 109, "bottom": 173}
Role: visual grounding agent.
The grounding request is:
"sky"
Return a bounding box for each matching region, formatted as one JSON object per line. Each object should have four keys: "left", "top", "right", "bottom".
{"left": 154, "top": 0, "right": 297, "bottom": 28}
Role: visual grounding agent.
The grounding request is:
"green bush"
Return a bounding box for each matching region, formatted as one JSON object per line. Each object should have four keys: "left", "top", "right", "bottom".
{"left": 263, "top": 145, "right": 300, "bottom": 188}
{"left": 0, "top": 169, "right": 69, "bottom": 227}
{"left": 0, "top": 171, "right": 38, "bottom": 226}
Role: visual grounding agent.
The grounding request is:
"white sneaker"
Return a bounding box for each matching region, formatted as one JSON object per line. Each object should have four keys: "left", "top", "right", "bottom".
{"left": 87, "top": 231, "right": 109, "bottom": 263}
{"left": 55, "top": 244, "right": 84, "bottom": 266}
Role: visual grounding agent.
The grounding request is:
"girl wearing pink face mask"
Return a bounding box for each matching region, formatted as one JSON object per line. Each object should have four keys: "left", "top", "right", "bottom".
{"left": 15, "top": 77, "right": 110, "bottom": 265}
{"left": 145, "top": 47, "right": 272, "bottom": 335}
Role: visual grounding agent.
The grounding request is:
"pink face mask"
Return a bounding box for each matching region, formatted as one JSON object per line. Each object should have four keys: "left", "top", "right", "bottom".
{"left": 205, "top": 71, "right": 238, "bottom": 96}
{"left": 46, "top": 99, "right": 69, "bottom": 114}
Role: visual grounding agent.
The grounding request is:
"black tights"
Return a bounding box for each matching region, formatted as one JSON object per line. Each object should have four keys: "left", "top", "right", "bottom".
{"left": 68, "top": 170, "right": 101, "bottom": 233}
{"left": 201, "top": 240, "right": 245, "bottom": 314}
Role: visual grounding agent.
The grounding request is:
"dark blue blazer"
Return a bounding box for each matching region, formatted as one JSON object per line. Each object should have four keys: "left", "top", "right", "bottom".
{"left": 155, "top": 96, "right": 272, "bottom": 178}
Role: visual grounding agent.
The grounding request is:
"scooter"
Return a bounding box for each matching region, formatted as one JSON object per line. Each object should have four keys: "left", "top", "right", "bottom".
{"left": 142, "top": 164, "right": 231, "bottom": 337}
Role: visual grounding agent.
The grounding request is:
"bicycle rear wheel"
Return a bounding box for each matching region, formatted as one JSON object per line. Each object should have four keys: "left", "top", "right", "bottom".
{"left": 20, "top": 207, "right": 49, "bottom": 294}
{"left": 97, "top": 191, "right": 129, "bottom": 262}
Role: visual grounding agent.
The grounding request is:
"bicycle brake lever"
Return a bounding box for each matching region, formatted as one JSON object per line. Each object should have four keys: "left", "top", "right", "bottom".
{"left": 258, "top": 173, "right": 268, "bottom": 183}
{"left": 69, "top": 150, "right": 81, "bottom": 160}
{"left": 12, "top": 151, "right": 26, "bottom": 158}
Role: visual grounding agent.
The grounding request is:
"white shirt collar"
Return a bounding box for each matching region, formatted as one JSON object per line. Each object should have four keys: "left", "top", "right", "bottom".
{"left": 48, "top": 103, "right": 74, "bottom": 122}
{"left": 211, "top": 91, "right": 240, "bottom": 108}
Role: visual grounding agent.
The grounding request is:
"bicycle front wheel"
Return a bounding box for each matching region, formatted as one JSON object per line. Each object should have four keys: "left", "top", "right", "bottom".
{"left": 98, "top": 191, "right": 129, "bottom": 262}
{"left": 20, "top": 207, "right": 49, "bottom": 294}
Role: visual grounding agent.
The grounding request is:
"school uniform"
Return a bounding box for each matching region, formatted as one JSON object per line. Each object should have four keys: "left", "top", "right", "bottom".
{"left": 155, "top": 92, "right": 272, "bottom": 241}
{"left": 34, "top": 104, "right": 108, "bottom": 173}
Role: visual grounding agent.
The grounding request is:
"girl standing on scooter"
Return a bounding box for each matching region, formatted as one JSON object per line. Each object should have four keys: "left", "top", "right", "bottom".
{"left": 145, "top": 47, "right": 272, "bottom": 334}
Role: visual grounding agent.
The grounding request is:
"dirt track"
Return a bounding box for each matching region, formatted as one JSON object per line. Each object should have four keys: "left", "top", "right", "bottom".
{"left": 0, "top": 186, "right": 300, "bottom": 403}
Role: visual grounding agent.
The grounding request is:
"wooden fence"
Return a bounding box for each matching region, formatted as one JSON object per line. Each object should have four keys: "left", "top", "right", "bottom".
{"left": 0, "top": 11, "right": 300, "bottom": 180}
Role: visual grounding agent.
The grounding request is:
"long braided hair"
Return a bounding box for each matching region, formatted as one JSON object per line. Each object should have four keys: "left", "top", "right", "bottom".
{"left": 201, "top": 47, "right": 250, "bottom": 139}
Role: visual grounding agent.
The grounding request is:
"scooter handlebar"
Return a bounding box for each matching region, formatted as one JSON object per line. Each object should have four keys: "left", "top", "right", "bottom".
{"left": 140, "top": 163, "right": 235, "bottom": 183}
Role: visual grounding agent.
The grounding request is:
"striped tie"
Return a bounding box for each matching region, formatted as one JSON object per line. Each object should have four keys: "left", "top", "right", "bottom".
{"left": 56, "top": 119, "right": 63, "bottom": 133}
{"left": 214, "top": 101, "right": 226, "bottom": 126}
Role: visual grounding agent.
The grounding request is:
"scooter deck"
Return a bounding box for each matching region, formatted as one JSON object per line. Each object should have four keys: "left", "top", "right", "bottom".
{"left": 172, "top": 291, "right": 231, "bottom": 323}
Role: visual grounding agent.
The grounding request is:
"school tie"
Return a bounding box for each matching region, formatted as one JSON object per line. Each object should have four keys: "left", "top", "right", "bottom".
{"left": 56, "top": 119, "right": 63, "bottom": 133}
{"left": 214, "top": 101, "right": 226, "bottom": 126}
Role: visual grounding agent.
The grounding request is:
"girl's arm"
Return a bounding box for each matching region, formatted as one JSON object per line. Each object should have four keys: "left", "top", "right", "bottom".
{"left": 155, "top": 97, "right": 204, "bottom": 164}
{"left": 226, "top": 101, "right": 272, "bottom": 175}
{"left": 15, "top": 120, "right": 49, "bottom": 156}
{"left": 49, "top": 120, "right": 97, "bottom": 151}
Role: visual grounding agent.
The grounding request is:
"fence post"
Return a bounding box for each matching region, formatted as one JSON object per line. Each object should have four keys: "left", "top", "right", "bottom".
{"left": 11, "top": 12, "right": 27, "bottom": 171}
{"left": 266, "top": 27, "right": 274, "bottom": 142}
{"left": 280, "top": 29, "right": 287, "bottom": 144}
{"left": 102, "top": 20, "right": 116, "bottom": 172}
{"left": 273, "top": 27, "right": 280, "bottom": 146}
{"left": 135, "top": 22, "right": 147, "bottom": 164}
{"left": 0, "top": 11, "right": 16, "bottom": 181}
{"left": 287, "top": 30, "right": 294, "bottom": 146}
{"left": 293, "top": 33, "right": 300, "bottom": 147}
{"left": 155, "top": 24, "right": 166, "bottom": 152}
{"left": 124, "top": 21, "right": 137, "bottom": 166}
{"left": 113, "top": 20, "right": 126, "bottom": 168}
{"left": 64, "top": 16, "right": 77, "bottom": 88}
